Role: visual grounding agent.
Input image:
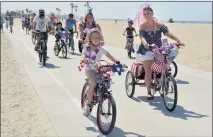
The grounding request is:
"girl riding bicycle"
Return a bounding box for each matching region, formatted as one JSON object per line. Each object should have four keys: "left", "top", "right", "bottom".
{"left": 136, "top": 5, "right": 185, "bottom": 100}
{"left": 81, "top": 28, "right": 120, "bottom": 117}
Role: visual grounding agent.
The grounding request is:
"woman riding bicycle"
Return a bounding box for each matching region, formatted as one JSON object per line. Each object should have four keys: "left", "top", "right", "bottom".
{"left": 79, "top": 10, "right": 104, "bottom": 53}
{"left": 136, "top": 5, "right": 185, "bottom": 100}
{"left": 81, "top": 28, "right": 120, "bottom": 117}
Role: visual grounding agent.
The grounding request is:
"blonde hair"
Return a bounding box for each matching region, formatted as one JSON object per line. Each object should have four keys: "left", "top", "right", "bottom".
{"left": 86, "top": 28, "right": 102, "bottom": 44}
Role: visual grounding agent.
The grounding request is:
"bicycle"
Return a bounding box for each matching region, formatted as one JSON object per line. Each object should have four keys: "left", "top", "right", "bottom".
{"left": 54, "top": 30, "right": 68, "bottom": 58}
{"left": 66, "top": 30, "right": 78, "bottom": 54}
{"left": 34, "top": 31, "right": 48, "bottom": 66}
{"left": 25, "top": 23, "right": 30, "bottom": 34}
{"left": 9, "top": 23, "right": 13, "bottom": 33}
{"left": 79, "top": 60, "right": 127, "bottom": 135}
{"left": 125, "top": 43, "right": 180, "bottom": 112}
{"left": 78, "top": 39, "right": 84, "bottom": 53}
{"left": 22, "top": 21, "right": 25, "bottom": 30}
{"left": 123, "top": 34, "right": 138, "bottom": 59}
{"left": 31, "top": 31, "right": 37, "bottom": 44}
{"left": 5, "top": 21, "right": 8, "bottom": 30}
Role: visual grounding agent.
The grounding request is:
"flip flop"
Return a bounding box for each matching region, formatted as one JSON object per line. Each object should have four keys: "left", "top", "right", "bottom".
{"left": 147, "top": 93, "right": 154, "bottom": 100}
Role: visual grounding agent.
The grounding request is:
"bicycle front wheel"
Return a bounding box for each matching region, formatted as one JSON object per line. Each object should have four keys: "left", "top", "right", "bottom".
{"left": 97, "top": 95, "right": 116, "bottom": 135}
{"left": 41, "top": 42, "right": 46, "bottom": 66}
{"left": 32, "top": 34, "right": 36, "bottom": 44}
{"left": 81, "top": 82, "right": 93, "bottom": 112}
{"left": 170, "top": 61, "right": 178, "bottom": 78}
{"left": 61, "top": 43, "right": 67, "bottom": 58}
{"left": 10, "top": 26, "right": 12, "bottom": 33}
{"left": 162, "top": 74, "right": 178, "bottom": 112}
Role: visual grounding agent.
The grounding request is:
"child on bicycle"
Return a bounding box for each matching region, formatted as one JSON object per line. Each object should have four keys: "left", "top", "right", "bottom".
{"left": 81, "top": 28, "right": 121, "bottom": 117}
{"left": 123, "top": 20, "right": 138, "bottom": 50}
{"left": 54, "top": 22, "right": 66, "bottom": 49}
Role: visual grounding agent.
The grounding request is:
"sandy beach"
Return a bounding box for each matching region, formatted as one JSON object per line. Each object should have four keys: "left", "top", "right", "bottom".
{"left": 1, "top": 33, "right": 58, "bottom": 137}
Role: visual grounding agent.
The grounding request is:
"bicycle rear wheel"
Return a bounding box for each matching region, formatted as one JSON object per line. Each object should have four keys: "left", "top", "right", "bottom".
{"left": 125, "top": 71, "right": 136, "bottom": 98}
{"left": 81, "top": 83, "right": 93, "bottom": 112}
{"left": 163, "top": 74, "right": 178, "bottom": 112}
{"left": 54, "top": 43, "right": 59, "bottom": 56}
{"left": 97, "top": 96, "right": 116, "bottom": 135}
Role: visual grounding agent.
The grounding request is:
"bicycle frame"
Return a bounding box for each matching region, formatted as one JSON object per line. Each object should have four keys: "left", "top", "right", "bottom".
{"left": 152, "top": 53, "right": 171, "bottom": 93}
{"left": 81, "top": 60, "right": 123, "bottom": 107}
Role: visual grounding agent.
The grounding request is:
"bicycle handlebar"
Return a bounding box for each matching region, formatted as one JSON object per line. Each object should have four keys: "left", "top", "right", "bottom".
{"left": 149, "top": 42, "right": 180, "bottom": 55}
{"left": 78, "top": 60, "right": 128, "bottom": 76}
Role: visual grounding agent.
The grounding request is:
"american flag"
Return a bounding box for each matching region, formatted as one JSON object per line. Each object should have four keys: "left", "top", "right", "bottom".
{"left": 151, "top": 56, "right": 172, "bottom": 73}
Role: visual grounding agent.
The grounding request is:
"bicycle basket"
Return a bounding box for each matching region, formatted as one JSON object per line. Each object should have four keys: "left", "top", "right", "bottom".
{"left": 151, "top": 56, "right": 172, "bottom": 73}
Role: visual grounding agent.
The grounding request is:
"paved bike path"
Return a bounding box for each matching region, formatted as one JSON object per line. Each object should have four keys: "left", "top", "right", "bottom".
{"left": 5, "top": 25, "right": 212, "bottom": 137}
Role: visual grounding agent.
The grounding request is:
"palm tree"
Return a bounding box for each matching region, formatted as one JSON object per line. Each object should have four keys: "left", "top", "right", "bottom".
{"left": 25, "top": 8, "right": 29, "bottom": 14}
{"left": 86, "top": 1, "right": 89, "bottom": 9}
{"left": 21, "top": 10, "right": 24, "bottom": 15}
{"left": 86, "top": 2, "right": 90, "bottom": 12}
{"left": 84, "top": 4, "right": 87, "bottom": 14}
{"left": 75, "top": 5, "right": 78, "bottom": 20}
{"left": 6, "top": 10, "right": 10, "bottom": 16}
{"left": 56, "top": 8, "right": 61, "bottom": 20}
{"left": 70, "top": 3, "right": 74, "bottom": 14}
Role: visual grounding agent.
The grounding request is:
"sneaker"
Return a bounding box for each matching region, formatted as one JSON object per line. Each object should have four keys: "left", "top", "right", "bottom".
{"left": 83, "top": 105, "right": 91, "bottom": 117}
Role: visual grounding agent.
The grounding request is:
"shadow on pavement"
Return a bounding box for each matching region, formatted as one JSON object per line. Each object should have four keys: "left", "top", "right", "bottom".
{"left": 137, "top": 96, "right": 208, "bottom": 120}
{"left": 176, "top": 79, "right": 190, "bottom": 84}
{"left": 39, "top": 63, "right": 60, "bottom": 69}
{"left": 70, "top": 52, "right": 81, "bottom": 56}
{"left": 58, "top": 56, "right": 76, "bottom": 59}
{"left": 86, "top": 115, "right": 145, "bottom": 137}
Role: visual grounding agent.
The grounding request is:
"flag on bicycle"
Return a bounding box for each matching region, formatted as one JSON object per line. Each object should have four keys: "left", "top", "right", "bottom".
{"left": 151, "top": 56, "right": 172, "bottom": 73}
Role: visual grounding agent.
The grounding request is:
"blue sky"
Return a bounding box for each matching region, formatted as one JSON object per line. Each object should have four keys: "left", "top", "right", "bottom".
{"left": 1, "top": 1, "right": 212, "bottom": 21}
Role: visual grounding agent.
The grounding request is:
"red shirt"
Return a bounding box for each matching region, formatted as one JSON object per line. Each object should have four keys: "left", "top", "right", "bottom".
{"left": 50, "top": 16, "right": 56, "bottom": 23}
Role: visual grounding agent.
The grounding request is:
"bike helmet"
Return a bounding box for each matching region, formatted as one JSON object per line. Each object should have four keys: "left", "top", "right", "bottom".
{"left": 69, "top": 13, "right": 74, "bottom": 18}
{"left": 39, "top": 9, "right": 45, "bottom": 19}
{"left": 128, "top": 20, "right": 134, "bottom": 25}
{"left": 86, "top": 28, "right": 102, "bottom": 43}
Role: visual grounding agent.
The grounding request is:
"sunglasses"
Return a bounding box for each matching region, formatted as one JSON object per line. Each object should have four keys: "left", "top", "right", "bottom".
{"left": 143, "top": 13, "right": 150, "bottom": 16}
